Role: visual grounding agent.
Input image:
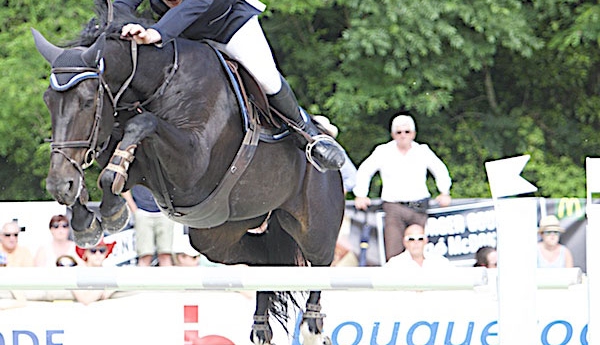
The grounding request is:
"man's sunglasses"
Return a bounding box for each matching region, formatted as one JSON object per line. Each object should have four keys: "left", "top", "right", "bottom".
{"left": 405, "top": 235, "right": 426, "bottom": 241}
{"left": 89, "top": 247, "right": 107, "bottom": 254}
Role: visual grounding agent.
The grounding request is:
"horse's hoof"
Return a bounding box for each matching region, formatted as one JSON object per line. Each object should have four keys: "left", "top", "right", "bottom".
{"left": 102, "top": 201, "right": 130, "bottom": 234}
{"left": 300, "top": 322, "right": 331, "bottom": 345}
{"left": 73, "top": 217, "right": 103, "bottom": 248}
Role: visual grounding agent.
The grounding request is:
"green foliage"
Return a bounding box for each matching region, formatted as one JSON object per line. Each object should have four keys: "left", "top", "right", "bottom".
{"left": 1, "top": 0, "right": 598, "bottom": 200}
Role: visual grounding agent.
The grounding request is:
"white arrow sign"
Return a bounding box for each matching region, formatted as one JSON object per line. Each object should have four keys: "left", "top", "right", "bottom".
{"left": 485, "top": 155, "right": 538, "bottom": 198}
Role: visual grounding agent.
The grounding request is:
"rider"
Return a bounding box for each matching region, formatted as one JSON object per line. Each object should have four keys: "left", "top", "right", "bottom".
{"left": 114, "top": 0, "right": 345, "bottom": 171}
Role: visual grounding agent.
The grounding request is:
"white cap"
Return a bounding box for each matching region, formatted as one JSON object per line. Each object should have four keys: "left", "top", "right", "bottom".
{"left": 176, "top": 238, "right": 200, "bottom": 257}
{"left": 390, "top": 115, "right": 416, "bottom": 133}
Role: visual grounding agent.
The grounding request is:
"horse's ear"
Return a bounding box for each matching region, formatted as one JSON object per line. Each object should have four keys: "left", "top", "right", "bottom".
{"left": 31, "top": 28, "right": 64, "bottom": 65}
{"left": 82, "top": 33, "right": 106, "bottom": 67}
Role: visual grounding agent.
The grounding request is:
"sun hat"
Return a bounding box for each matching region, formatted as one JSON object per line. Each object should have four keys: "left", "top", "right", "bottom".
{"left": 75, "top": 237, "right": 116, "bottom": 260}
{"left": 313, "top": 115, "right": 339, "bottom": 138}
{"left": 538, "top": 215, "right": 565, "bottom": 233}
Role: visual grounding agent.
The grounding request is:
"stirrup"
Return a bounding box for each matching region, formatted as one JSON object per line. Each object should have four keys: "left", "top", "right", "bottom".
{"left": 305, "top": 134, "right": 344, "bottom": 173}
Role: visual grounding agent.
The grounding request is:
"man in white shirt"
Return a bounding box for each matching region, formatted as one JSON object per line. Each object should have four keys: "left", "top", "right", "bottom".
{"left": 385, "top": 224, "right": 450, "bottom": 269}
{"left": 353, "top": 115, "right": 452, "bottom": 261}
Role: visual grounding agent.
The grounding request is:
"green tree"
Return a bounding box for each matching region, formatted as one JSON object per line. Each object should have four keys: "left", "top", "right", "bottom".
{"left": 1, "top": 0, "right": 599, "bottom": 201}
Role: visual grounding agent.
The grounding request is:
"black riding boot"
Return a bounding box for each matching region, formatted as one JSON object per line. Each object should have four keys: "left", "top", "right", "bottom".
{"left": 268, "top": 77, "right": 345, "bottom": 171}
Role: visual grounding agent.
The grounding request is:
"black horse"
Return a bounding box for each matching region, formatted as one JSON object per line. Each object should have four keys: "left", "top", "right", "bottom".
{"left": 32, "top": 3, "right": 344, "bottom": 344}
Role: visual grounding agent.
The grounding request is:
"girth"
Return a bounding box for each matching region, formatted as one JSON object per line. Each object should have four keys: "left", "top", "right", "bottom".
{"left": 154, "top": 46, "right": 265, "bottom": 227}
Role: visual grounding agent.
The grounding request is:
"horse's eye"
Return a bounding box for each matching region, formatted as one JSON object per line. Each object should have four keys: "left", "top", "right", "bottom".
{"left": 82, "top": 99, "right": 95, "bottom": 110}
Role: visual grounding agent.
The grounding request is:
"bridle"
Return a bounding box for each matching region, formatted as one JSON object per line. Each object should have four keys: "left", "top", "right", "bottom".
{"left": 49, "top": 37, "right": 179, "bottom": 177}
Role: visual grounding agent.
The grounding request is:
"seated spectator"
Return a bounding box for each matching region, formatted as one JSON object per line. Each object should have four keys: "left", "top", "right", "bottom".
{"left": 173, "top": 239, "right": 223, "bottom": 267}
{"left": 385, "top": 224, "right": 451, "bottom": 269}
{"left": 537, "top": 215, "right": 574, "bottom": 268}
{"left": 173, "top": 240, "right": 202, "bottom": 267}
{"left": 331, "top": 235, "right": 359, "bottom": 267}
{"left": 55, "top": 254, "right": 79, "bottom": 267}
{"left": 0, "top": 221, "right": 33, "bottom": 267}
{"left": 72, "top": 238, "right": 116, "bottom": 305}
{"left": 473, "top": 246, "right": 497, "bottom": 268}
{"left": 34, "top": 215, "right": 85, "bottom": 267}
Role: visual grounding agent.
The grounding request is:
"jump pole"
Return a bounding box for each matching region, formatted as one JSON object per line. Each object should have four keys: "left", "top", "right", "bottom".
{"left": 0, "top": 266, "right": 581, "bottom": 291}
{"left": 0, "top": 266, "right": 487, "bottom": 291}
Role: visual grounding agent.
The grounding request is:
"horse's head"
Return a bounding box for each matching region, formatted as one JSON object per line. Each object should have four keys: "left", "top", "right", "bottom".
{"left": 33, "top": 29, "right": 116, "bottom": 205}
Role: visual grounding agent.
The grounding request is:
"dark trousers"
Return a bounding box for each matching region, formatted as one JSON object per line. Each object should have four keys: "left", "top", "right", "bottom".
{"left": 382, "top": 201, "right": 428, "bottom": 261}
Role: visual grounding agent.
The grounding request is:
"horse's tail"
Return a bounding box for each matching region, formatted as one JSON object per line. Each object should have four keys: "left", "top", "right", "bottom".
{"left": 263, "top": 216, "right": 307, "bottom": 335}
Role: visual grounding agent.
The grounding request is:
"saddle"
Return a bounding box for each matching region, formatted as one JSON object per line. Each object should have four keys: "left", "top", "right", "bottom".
{"left": 212, "top": 46, "right": 292, "bottom": 142}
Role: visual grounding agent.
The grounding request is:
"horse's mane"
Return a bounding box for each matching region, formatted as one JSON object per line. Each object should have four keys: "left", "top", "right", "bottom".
{"left": 67, "top": 0, "right": 156, "bottom": 47}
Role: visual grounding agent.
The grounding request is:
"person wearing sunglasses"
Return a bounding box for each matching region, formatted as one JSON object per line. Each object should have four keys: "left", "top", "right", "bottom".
{"left": 0, "top": 221, "right": 33, "bottom": 267}
{"left": 385, "top": 224, "right": 450, "bottom": 269}
{"left": 537, "top": 215, "right": 573, "bottom": 268}
{"left": 353, "top": 114, "right": 452, "bottom": 262}
{"left": 72, "top": 238, "right": 117, "bottom": 305}
{"left": 34, "top": 215, "right": 85, "bottom": 267}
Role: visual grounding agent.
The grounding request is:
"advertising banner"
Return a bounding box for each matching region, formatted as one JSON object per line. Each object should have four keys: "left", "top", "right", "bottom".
{"left": 0, "top": 283, "right": 588, "bottom": 345}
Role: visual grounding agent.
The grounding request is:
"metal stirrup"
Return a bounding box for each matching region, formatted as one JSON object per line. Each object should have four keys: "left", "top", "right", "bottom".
{"left": 305, "top": 134, "right": 343, "bottom": 173}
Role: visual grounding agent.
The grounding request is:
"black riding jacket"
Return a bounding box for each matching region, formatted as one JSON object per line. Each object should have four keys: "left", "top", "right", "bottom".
{"left": 114, "top": 0, "right": 261, "bottom": 44}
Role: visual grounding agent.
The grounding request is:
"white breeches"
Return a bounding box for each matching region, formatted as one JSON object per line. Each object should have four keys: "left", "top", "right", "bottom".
{"left": 208, "top": 16, "right": 282, "bottom": 95}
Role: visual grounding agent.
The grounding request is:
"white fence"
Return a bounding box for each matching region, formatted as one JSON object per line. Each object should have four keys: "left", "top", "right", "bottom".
{"left": 0, "top": 266, "right": 582, "bottom": 291}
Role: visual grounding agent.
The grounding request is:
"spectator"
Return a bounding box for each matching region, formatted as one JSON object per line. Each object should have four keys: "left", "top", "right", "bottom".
{"left": 123, "top": 185, "right": 175, "bottom": 266}
{"left": 473, "top": 246, "right": 497, "bottom": 268}
{"left": 537, "top": 215, "right": 574, "bottom": 268}
{"left": 331, "top": 235, "right": 359, "bottom": 267}
{"left": 34, "top": 215, "right": 85, "bottom": 267}
{"left": 55, "top": 254, "right": 79, "bottom": 267}
{"left": 0, "top": 221, "right": 33, "bottom": 267}
{"left": 173, "top": 239, "right": 202, "bottom": 267}
{"left": 353, "top": 114, "right": 452, "bottom": 261}
{"left": 0, "top": 252, "right": 6, "bottom": 267}
{"left": 385, "top": 224, "right": 450, "bottom": 269}
{"left": 72, "top": 238, "right": 116, "bottom": 305}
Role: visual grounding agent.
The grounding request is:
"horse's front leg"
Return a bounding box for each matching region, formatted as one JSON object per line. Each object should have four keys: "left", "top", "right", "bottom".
{"left": 300, "top": 291, "right": 331, "bottom": 345}
{"left": 98, "top": 112, "right": 158, "bottom": 195}
{"left": 251, "top": 291, "right": 275, "bottom": 345}
{"left": 97, "top": 112, "right": 158, "bottom": 233}
{"left": 70, "top": 198, "right": 103, "bottom": 248}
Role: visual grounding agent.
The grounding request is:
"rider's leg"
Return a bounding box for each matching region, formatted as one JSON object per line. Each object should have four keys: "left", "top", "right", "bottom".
{"left": 267, "top": 76, "right": 345, "bottom": 170}
{"left": 214, "top": 16, "right": 345, "bottom": 171}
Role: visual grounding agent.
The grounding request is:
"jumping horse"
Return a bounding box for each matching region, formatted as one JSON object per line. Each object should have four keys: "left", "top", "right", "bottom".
{"left": 32, "top": 2, "right": 344, "bottom": 344}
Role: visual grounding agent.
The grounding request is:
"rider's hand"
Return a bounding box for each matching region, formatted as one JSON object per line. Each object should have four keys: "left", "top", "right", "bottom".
{"left": 121, "top": 24, "right": 162, "bottom": 45}
{"left": 354, "top": 196, "right": 371, "bottom": 211}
